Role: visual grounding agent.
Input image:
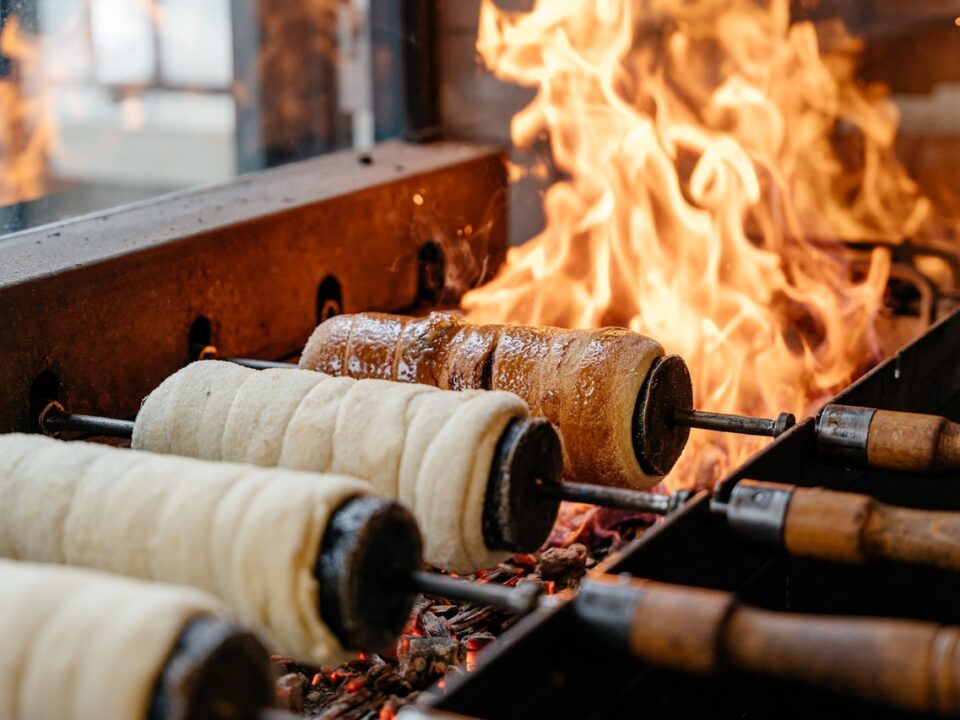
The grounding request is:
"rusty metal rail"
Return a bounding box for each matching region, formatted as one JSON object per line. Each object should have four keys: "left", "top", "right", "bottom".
{"left": 0, "top": 141, "right": 508, "bottom": 433}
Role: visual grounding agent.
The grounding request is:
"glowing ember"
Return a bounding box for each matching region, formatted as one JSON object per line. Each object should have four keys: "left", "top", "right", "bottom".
{"left": 462, "top": 0, "right": 939, "bottom": 488}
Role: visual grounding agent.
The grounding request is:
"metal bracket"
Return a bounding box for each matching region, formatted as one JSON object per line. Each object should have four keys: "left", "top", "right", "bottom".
{"left": 724, "top": 480, "right": 795, "bottom": 549}
{"left": 816, "top": 404, "right": 876, "bottom": 466}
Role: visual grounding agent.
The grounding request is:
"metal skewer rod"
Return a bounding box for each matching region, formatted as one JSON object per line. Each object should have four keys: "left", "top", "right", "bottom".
{"left": 39, "top": 402, "right": 134, "bottom": 439}
{"left": 38, "top": 402, "right": 695, "bottom": 520}
{"left": 541, "top": 481, "right": 692, "bottom": 515}
{"left": 224, "top": 355, "right": 797, "bottom": 439}
{"left": 226, "top": 357, "right": 295, "bottom": 370}
{"left": 405, "top": 570, "right": 542, "bottom": 615}
{"left": 673, "top": 408, "right": 796, "bottom": 438}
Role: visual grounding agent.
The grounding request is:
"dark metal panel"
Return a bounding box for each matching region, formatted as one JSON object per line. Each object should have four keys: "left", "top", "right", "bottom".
{"left": 0, "top": 141, "right": 508, "bottom": 432}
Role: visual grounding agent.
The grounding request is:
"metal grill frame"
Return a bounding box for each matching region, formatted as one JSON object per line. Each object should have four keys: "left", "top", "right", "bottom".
{"left": 0, "top": 141, "right": 508, "bottom": 432}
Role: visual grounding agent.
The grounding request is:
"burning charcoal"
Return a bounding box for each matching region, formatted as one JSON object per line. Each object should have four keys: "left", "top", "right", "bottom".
{"left": 397, "top": 635, "right": 464, "bottom": 682}
{"left": 448, "top": 605, "right": 496, "bottom": 635}
{"left": 538, "top": 543, "right": 588, "bottom": 586}
{"left": 428, "top": 604, "right": 457, "bottom": 615}
{"left": 420, "top": 610, "right": 450, "bottom": 637}
{"left": 516, "top": 576, "right": 548, "bottom": 594}
{"left": 511, "top": 553, "right": 539, "bottom": 569}
{"left": 379, "top": 700, "right": 400, "bottom": 720}
{"left": 276, "top": 672, "right": 306, "bottom": 713}
{"left": 461, "top": 632, "right": 496, "bottom": 672}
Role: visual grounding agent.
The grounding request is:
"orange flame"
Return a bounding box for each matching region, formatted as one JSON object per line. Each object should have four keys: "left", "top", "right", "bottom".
{"left": 462, "top": 0, "right": 935, "bottom": 487}
{"left": 0, "top": 17, "right": 52, "bottom": 206}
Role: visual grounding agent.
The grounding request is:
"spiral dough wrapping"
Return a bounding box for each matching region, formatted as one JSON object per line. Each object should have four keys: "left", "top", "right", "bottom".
{"left": 132, "top": 360, "right": 527, "bottom": 572}
{"left": 0, "top": 433, "right": 368, "bottom": 666}
{"left": 0, "top": 558, "right": 225, "bottom": 720}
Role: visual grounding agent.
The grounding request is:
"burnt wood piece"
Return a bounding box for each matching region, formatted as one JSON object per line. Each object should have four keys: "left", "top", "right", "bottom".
{"left": 537, "top": 544, "right": 588, "bottom": 587}
{"left": 818, "top": 405, "right": 960, "bottom": 475}
{"left": 149, "top": 617, "right": 274, "bottom": 720}
{"left": 398, "top": 636, "right": 463, "bottom": 682}
{"left": 576, "top": 575, "right": 960, "bottom": 716}
{"left": 0, "top": 141, "right": 507, "bottom": 434}
{"left": 275, "top": 673, "right": 306, "bottom": 714}
{"left": 725, "top": 479, "right": 960, "bottom": 572}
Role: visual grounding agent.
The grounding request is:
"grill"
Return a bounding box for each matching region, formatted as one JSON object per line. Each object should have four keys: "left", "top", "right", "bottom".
{"left": 3, "top": 1, "right": 960, "bottom": 717}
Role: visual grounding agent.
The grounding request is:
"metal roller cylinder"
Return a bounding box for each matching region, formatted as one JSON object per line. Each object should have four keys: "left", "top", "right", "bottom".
{"left": 632, "top": 355, "right": 694, "bottom": 476}
{"left": 483, "top": 417, "right": 564, "bottom": 553}
{"left": 149, "top": 617, "right": 275, "bottom": 720}
{"left": 316, "top": 496, "right": 424, "bottom": 651}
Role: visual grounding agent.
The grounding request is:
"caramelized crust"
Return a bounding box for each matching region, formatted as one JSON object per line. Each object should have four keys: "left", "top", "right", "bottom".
{"left": 302, "top": 313, "right": 666, "bottom": 488}
{"left": 395, "top": 312, "right": 462, "bottom": 385}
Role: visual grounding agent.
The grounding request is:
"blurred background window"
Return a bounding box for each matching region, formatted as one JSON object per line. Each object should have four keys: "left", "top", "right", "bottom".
{"left": 0, "top": 0, "right": 428, "bottom": 236}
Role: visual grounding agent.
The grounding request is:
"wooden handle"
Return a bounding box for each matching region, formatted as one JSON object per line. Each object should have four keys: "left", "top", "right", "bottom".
{"left": 606, "top": 578, "right": 960, "bottom": 714}
{"left": 724, "top": 605, "right": 960, "bottom": 714}
{"left": 783, "top": 486, "right": 960, "bottom": 571}
{"left": 868, "top": 409, "right": 960, "bottom": 475}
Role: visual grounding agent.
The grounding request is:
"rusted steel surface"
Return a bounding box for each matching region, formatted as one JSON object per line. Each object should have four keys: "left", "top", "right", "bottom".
{"left": 0, "top": 141, "right": 508, "bottom": 432}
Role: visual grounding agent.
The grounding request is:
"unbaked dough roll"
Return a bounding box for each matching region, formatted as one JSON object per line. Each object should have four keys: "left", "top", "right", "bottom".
{"left": 300, "top": 312, "right": 666, "bottom": 488}
{"left": 0, "top": 558, "right": 224, "bottom": 720}
{"left": 220, "top": 368, "right": 325, "bottom": 466}
{"left": 132, "top": 361, "right": 526, "bottom": 572}
{"left": 0, "top": 433, "right": 369, "bottom": 666}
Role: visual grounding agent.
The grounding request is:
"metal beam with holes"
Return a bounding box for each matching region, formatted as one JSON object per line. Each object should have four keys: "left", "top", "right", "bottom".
{"left": 0, "top": 141, "right": 508, "bottom": 432}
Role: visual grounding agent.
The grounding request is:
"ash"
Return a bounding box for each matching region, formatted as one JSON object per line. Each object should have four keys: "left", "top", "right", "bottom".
{"left": 272, "top": 506, "right": 656, "bottom": 719}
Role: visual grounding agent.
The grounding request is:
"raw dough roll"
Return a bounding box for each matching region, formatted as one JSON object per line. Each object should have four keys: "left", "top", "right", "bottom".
{"left": 0, "top": 558, "right": 223, "bottom": 720}
{"left": 0, "top": 433, "right": 369, "bottom": 665}
{"left": 300, "top": 312, "right": 666, "bottom": 488}
{"left": 133, "top": 361, "right": 526, "bottom": 572}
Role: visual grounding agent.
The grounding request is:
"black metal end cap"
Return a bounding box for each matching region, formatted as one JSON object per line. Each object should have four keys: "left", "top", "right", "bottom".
{"left": 633, "top": 355, "right": 694, "bottom": 476}
{"left": 149, "top": 617, "right": 274, "bottom": 720}
{"left": 574, "top": 576, "right": 645, "bottom": 654}
{"left": 317, "top": 496, "right": 423, "bottom": 652}
{"left": 483, "top": 417, "right": 564, "bottom": 554}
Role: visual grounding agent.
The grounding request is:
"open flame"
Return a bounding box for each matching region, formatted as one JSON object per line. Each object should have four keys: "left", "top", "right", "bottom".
{"left": 462, "top": 0, "right": 936, "bottom": 488}
{"left": 0, "top": 17, "right": 52, "bottom": 206}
